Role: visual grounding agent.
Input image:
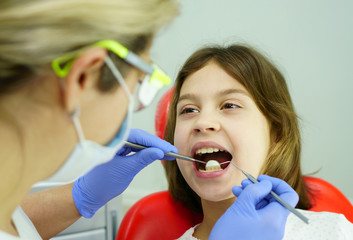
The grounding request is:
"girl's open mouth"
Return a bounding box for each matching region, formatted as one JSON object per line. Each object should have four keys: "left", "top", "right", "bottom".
{"left": 193, "top": 148, "right": 232, "bottom": 172}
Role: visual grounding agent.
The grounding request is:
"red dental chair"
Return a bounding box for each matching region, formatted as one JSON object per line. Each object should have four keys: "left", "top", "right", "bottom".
{"left": 116, "top": 88, "right": 353, "bottom": 240}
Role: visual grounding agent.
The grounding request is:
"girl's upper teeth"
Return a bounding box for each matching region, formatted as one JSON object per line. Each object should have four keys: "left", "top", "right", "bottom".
{"left": 196, "top": 147, "right": 222, "bottom": 155}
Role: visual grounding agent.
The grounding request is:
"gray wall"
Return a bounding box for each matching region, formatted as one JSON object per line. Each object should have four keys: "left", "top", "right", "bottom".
{"left": 122, "top": 0, "right": 353, "bottom": 209}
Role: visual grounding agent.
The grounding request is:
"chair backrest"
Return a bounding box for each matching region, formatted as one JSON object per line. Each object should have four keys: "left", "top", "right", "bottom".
{"left": 304, "top": 176, "right": 353, "bottom": 221}
{"left": 116, "top": 191, "right": 202, "bottom": 240}
{"left": 116, "top": 88, "right": 353, "bottom": 240}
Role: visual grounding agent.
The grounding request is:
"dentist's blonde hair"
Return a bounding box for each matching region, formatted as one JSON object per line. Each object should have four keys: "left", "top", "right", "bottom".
{"left": 0, "top": 0, "right": 178, "bottom": 94}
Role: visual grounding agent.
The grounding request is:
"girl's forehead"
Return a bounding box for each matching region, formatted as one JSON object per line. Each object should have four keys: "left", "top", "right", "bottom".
{"left": 180, "top": 63, "right": 249, "bottom": 96}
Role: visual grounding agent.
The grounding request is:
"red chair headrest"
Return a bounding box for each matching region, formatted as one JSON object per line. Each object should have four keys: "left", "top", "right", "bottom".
{"left": 155, "top": 87, "right": 174, "bottom": 139}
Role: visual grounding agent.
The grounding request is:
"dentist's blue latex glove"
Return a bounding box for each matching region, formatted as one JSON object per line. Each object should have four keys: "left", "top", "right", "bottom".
{"left": 72, "top": 129, "right": 177, "bottom": 218}
{"left": 209, "top": 175, "right": 299, "bottom": 240}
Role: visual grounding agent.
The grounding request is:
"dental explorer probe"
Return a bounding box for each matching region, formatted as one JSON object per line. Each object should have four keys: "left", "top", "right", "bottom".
{"left": 229, "top": 161, "right": 310, "bottom": 224}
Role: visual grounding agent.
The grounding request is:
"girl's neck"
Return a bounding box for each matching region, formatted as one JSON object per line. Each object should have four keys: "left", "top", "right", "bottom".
{"left": 194, "top": 197, "right": 236, "bottom": 240}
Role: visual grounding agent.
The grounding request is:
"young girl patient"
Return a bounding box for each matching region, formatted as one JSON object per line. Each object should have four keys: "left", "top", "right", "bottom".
{"left": 163, "top": 44, "right": 353, "bottom": 239}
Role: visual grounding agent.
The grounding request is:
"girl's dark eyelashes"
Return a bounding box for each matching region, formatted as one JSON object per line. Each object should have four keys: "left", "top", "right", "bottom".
{"left": 221, "top": 102, "right": 241, "bottom": 109}
{"left": 178, "top": 102, "right": 241, "bottom": 115}
{"left": 179, "top": 107, "right": 199, "bottom": 115}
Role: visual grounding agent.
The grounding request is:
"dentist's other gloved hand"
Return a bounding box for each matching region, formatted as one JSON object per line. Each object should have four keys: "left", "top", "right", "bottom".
{"left": 209, "top": 175, "right": 299, "bottom": 240}
{"left": 72, "top": 129, "right": 177, "bottom": 218}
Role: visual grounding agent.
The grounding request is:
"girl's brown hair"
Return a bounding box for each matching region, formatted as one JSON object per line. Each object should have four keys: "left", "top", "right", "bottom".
{"left": 164, "top": 44, "right": 312, "bottom": 214}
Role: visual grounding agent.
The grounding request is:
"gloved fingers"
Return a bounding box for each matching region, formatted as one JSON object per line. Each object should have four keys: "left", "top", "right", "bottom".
{"left": 119, "top": 146, "right": 175, "bottom": 161}
{"left": 127, "top": 129, "right": 178, "bottom": 154}
{"left": 162, "top": 155, "right": 176, "bottom": 161}
{"left": 237, "top": 180, "right": 272, "bottom": 207}
{"left": 116, "top": 146, "right": 133, "bottom": 156}
{"left": 257, "top": 175, "right": 290, "bottom": 190}
{"left": 241, "top": 179, "right": 252, "bottom": 188}
{"left": 231, "top": 179, "right": 252, "bottom": 198}
{"left": 255, "top": 197, "right": 271, "bottom": 210}
{"left": 231, "top": 186, "right": 243, "bottom": 197}
{"left": 257, "top": 175, "right": 299, "bottom": 207}
{"left": 257, "top": 175, "right": 292, "bottom": 194}
{"left": 123, "top": 147, "right": 165, "bottom": 169}
{"left": 258, "top": 199, "right": 292, "bottom": 221}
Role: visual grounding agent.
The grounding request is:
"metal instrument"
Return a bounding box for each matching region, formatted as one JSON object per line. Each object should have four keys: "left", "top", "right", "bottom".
{"left": 124, "top": 141, "right": 206, "bottom": 164}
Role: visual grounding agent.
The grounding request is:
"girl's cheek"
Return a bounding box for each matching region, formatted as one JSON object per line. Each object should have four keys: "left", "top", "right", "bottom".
{"left": 174, "top": 124, "right": 186, "bottom": 151}
{"left": 176, "top": 159, "right": 187, "bottom": 173}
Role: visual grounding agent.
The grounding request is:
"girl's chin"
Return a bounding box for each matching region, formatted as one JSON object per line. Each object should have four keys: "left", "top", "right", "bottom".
{"left": 196, "top": 188, "right": 235, "bottom": 202}
{"left": 202, "top": 195, "right": 236, "bottom": 202}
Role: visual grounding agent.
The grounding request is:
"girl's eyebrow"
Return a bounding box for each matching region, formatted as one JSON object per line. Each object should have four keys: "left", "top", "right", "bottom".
{"left": 219, "top": 88, "right": 250, "bottom": 97}
{"left": 178, "top": 93, "right": 197, "bottom": 103}
{"left": 178, "top": 88, "right": 250, "bottom": 103}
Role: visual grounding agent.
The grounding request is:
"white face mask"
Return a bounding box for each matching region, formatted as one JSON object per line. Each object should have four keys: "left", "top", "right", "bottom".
{"left": 34, "top": 57, "right": 134, "bottom": 187}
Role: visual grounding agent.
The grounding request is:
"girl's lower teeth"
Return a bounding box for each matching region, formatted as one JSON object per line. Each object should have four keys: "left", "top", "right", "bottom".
{"left": 199, "top": 166, "right": 222, "bottom": 172}
{"left": 199, "top": 160, "right": 222, "bottom": 172}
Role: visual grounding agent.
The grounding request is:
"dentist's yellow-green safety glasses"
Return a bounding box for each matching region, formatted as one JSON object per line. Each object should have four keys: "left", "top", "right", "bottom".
{"left": 52, "top": 40, "right": 171, "bottom": 110}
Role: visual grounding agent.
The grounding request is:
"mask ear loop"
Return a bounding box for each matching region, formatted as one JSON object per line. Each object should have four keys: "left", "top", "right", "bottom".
{"left": 104, "top": 56, "right": 132, "bottom": 101}
{"left": 70, "top": 107, "right": 86, "bottom": 146}
{"left": 103, "top": 56, "right": 133, "bottom": 146}
{"left": 59, "top": 71, "right": 86, "bottom": 146}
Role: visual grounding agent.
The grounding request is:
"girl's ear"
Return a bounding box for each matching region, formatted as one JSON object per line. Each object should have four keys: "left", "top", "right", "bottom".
{"left": 61, "top": 48, "right": 108, "bottom": 114}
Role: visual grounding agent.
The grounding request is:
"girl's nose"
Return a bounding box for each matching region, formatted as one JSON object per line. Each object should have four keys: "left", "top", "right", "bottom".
{"left": 192, "top": 114, "right": 221, "bottom": 134}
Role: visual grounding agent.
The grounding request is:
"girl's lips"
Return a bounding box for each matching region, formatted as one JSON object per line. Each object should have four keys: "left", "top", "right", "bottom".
{"left": 193, "top": 160, "right": 231, "bottom": 178}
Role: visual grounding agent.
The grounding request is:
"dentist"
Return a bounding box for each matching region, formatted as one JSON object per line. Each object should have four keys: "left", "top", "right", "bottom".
{"left": 0, "top": 0, "right": 178, "bottom": 239}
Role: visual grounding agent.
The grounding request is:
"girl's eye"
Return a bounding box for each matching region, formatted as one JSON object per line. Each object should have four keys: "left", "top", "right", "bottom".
{"left": 222, "top": 102, "right": 240, "bottom": 109}
{"left": 180, "top": 107, "right": 199, "bottom": 115}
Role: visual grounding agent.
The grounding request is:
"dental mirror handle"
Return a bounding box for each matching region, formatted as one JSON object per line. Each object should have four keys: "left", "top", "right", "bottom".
{"left": 124, "top": 141, "right": 206, "bottom": 164}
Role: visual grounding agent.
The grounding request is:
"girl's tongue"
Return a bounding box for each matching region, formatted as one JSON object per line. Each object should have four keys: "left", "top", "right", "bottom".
{"left": 203, "top": 152, "right": 230, "bottom": 163}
